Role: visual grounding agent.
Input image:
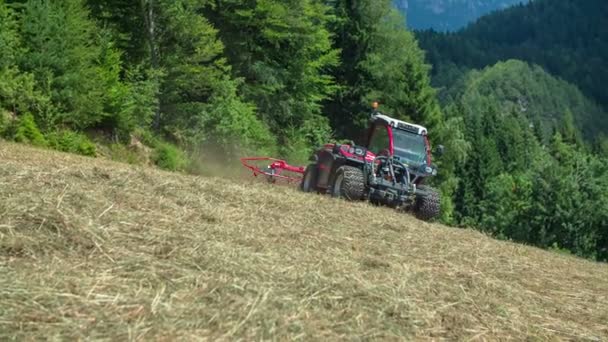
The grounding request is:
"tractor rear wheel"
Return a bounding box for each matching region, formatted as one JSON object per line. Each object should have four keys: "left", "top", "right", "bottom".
{"left": 300, "top": 164, "right": 318, "bottom": 192}
{"left": 413, "top": 185, "right": 441, "bottom": 221}
{"left": 330, "top": 166, "right": 365, "bottom": 200}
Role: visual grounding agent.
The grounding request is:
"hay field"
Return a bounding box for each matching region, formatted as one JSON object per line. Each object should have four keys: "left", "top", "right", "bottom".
{"left": 1, "top": 141, "right": 607, "bottom": 340}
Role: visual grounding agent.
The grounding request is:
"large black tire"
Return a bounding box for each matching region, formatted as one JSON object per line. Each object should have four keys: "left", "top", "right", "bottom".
{"left": 300, "top": 164, "right": 318, "bottom": 192}
{"left": 330, "top": 166, "right": 365, "bottom": 200}
{"left": 413, "top": 185, "right": 441, "bottom": 221}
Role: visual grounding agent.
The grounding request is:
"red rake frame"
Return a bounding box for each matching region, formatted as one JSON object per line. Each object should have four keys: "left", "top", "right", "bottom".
{"left": 240, "top": 157, "right": 305, "bottom": 184}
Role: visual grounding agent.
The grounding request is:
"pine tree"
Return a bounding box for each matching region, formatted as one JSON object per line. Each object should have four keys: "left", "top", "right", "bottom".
{"left": 560, "top": 109, "right": 583, "bottom": 147}
{"left": 0, "top": 1, "right": 42, "bottom": 119}
{"left": 435, "top": 102, "right": 470, "bottom": 223}
{"left": 325, "top": 0, "right": 442, "bottom": 140}
{"left": 206, "top": 0, "right": 339, "bottom": 158}
{"left": 88, "top": 0, "right": 276, "bottom": 154}
{"left": 359, "top": 9, "right": 443, "bottom": 133}
{"left": 0, "top": 0, "right": 19, "bottom": 69}
{"left": 19, "top": 0, "right": 111, "bottom": 129}
{"left": 324, "top": 0, "right": 386, "bottom": 139}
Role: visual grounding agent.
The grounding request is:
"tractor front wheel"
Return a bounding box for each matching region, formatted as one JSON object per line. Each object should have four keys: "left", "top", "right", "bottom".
{"left": 413, "top": 185, "right": 441, "bottom": 221}
{"left": 330, "top": 166, "right": 365, "bottom": 200}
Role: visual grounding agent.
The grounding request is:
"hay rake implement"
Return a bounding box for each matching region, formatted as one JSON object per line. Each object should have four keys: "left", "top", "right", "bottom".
{"left": 240, "top": 157, "right": 305, "bottom": 184}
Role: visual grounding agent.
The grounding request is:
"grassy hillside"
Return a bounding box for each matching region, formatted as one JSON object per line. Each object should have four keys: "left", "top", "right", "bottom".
{"left": 1, "top": 141, "right": 607, "bottom": 340}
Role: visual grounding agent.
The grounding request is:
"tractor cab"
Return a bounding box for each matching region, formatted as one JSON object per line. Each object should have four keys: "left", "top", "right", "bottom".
{"left": 366, "top": 103, "right": 439, "bottom": 181}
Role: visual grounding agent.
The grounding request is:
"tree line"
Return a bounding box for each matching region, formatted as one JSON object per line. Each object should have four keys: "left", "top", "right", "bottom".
{"left": 414, "top": 0, "right": 608, "bottom": 260}
{"left": 446, "top": 62, "right": 608, "bottom": 260}
{"left": 0, "top": 0, "right": 444, "bottom": 159}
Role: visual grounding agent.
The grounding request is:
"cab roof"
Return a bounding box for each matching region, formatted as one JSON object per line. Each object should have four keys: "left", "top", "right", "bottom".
{"left": 372, "top": 113, "right": 428, "bottom": 135}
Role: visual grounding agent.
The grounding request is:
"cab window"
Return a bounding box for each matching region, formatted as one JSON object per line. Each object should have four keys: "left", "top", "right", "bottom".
{"left": 368, "top": 124, "right": 390, "bottom": 155}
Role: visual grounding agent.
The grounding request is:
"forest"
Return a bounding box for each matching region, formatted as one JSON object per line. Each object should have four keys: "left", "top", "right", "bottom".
{"left": 0, "top": 0, "right": 606, "bottom": 261}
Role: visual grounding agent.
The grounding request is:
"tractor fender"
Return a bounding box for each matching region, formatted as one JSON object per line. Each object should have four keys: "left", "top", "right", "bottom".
{"left": 313, "top": 143, "right": 368, "bottom": 189}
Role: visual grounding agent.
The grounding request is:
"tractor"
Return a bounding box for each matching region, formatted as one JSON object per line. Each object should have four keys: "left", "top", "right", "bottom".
{"left": 240, "top": 103, "right": 444, "bottom": 220}
{"left": 298, "top": 103, "right": 444, "bottom": 220}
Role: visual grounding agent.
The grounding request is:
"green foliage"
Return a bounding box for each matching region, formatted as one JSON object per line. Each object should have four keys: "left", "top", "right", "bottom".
{"left": 133, "top": 127, "right": 158, "bottom": 148}
{"left": 596, "top": 135, "right": 608, "bottom": 157}
{"left": 0, "top": 1, "right": 49, "bottom": 118}
{"left": 107, "top": 143, "right": 145, "bottom": 165}
{"left": 95, "top": 35, "right": 158, "bottom": 143}
{"left": 207, "top": 0, "right": 338, "bottom": 153}
{"left": 0, "top": 66, "right": 50, "bottom": 120}
{"left": 121, "top": 66, "right": 161, "bottom": 137}
{"left": 271, "top": 115, "right": 332, "bottom": 165}
{"left": 13, "top": 113, "right": 47, "bottom": 147}
{"left": 0, "top": 0, "right": 20, "bottom": 69}
{"left": 153, "top": 0, "right": 231, "bottom": 133}
{"left": 548, "top": 243, "right": 573, "bottom": 257}
{"left": 433, "top": 106, "right": 471, "bottom": 223}
{"left": 88, "top": 0, "right": 275, "bottom": 155}
{"left": 422, "top": 8, "right": 608, "bottom": 260}
{"left": 152, "top": 142, "right": 188, "bottom": 172}
{"left": 0, "top": 111, "right": 7, "bottom": 136}
{"left": 452, "top": 95, "right": 608, "bottom": 260}
{"left": 358, "top": 8, "right": 442, "bottom": 133}
{"left": 20, "top": 0, "right": 105, "bottom": 129}
{"left": 478, "top": 172, "right": 533, "bottom": 241}
{"left": 445, "top": 60, "right": 605, "bottom": 140}
{"left": 46, "top": 130, "right": 96, "bottom": 157}
{"left": 184, "top": 78, "right": 278, "bottom": 157}
{"left": 327, "top": 0, "right": 417, "bottom": 137}
{"left": 323, "top": 0, "right": 457, "bottom": 163}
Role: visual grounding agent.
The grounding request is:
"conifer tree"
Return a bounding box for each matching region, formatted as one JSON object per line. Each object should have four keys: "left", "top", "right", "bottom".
{"left": 88, "top": 0, "right": 276, "bottom": 154}
{"left": 0, "top": 0, "right": 41, "bottom": 118}
{"left": 207, "top": 0, "right": 339, "bottom": 158}
{"left": 19, "top": 0, "right": 110, "bottom": 129}
{"left": 325, "top": 0, "right": 442, "bottom": 140}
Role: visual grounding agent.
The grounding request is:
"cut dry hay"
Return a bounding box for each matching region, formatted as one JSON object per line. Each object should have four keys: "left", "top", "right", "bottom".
{"left": 1, "top": 141, "right": 607, "bottom": 341}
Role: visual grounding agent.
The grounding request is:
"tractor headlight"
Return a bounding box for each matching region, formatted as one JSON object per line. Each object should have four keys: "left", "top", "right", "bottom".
{"left": 422, "top": 166, "right": 438, "bottom": 176}
{"left": 355, "top": 148, "right": 364, "bottom": 156}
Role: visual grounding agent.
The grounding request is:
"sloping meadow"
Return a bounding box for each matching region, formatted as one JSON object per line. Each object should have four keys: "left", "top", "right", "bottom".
{"left": 1, "top": 142, "right": 607, "bottom": 340}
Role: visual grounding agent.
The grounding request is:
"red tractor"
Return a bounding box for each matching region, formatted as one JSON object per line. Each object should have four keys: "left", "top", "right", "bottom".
{"left": 299, "top": 104, "right": 444, "bottom": 220}
{"left": 241, "top": 104, "right": 444, "bottom": 220}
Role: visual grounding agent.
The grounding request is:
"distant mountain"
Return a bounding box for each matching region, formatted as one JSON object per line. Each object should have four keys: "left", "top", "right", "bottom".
{"left": 416, "top": 0, "right": 608, "bottom": 137}
{"left": 446, "top": 60, "right": 606, "bottom": 139}
{"left": 394, "top": 0, "right": 526, "bottom": 31}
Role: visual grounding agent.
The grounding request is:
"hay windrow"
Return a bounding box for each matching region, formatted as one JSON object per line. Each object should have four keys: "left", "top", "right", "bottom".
{"left": 1, "top": 141, "right": 607, "bottom": 340}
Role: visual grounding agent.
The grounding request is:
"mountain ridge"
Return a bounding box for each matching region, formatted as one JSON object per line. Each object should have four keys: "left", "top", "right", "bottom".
{"left": 394, "top": 0, "right": 527, "bottom": 31}
{"left": 416, "top": 0, "right": 608, "bottom": 135}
